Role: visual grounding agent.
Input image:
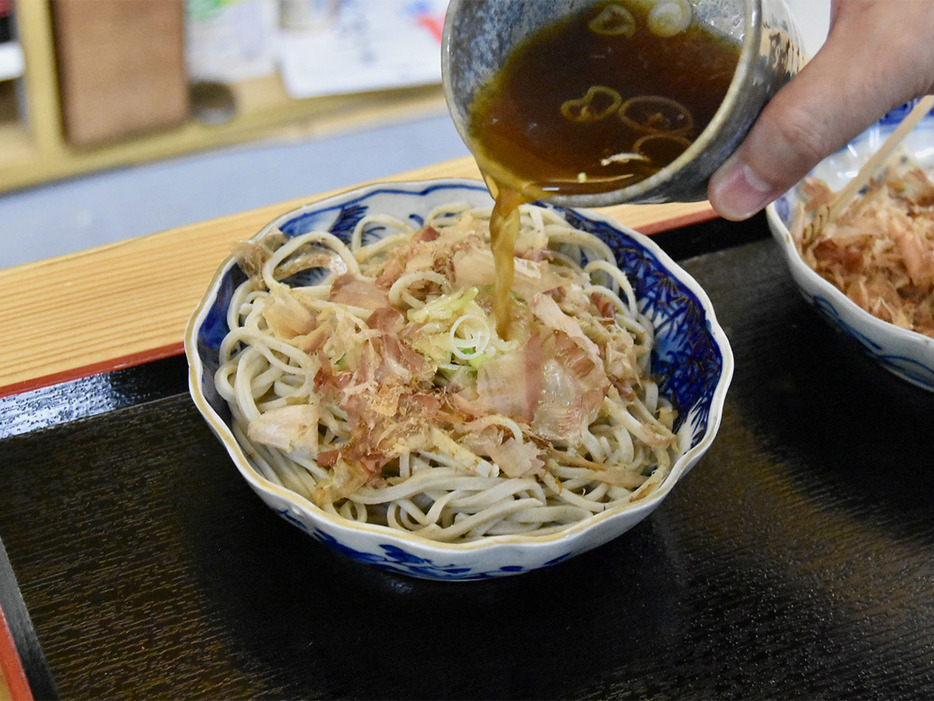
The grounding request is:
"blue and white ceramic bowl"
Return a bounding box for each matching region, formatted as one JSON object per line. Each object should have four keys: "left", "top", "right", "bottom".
{"left": 186, "top": 179, "right": 733, "bottom": 580}
{"left": 766, "top": 104, "right": 934, "bottom": 392}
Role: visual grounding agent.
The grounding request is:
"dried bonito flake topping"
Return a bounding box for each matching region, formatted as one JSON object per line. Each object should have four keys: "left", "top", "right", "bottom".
{"left": 218, "top": 203, "right": 683, "bottom": 542}
{"left": 792, "top": 155, "right": 934, "bottom": 338}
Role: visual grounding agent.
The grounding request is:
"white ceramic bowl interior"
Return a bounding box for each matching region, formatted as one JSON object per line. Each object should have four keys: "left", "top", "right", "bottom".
{"left": 186, "top": 179, "right": 734, "bottom": 580}
{"left": 766, "top": 104, "right": 934, "bottom": 392}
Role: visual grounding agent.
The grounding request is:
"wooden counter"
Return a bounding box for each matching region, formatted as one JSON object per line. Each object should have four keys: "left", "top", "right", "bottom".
{"left": 0, "top": 156, "right": 713, "bottom": 397}
{"left": 4, "top": 211, "right": 934, "bottom": 700}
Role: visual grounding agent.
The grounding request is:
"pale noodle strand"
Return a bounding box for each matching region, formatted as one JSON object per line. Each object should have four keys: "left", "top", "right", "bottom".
{"left": 350, "top": 214, "right": 413, "bottom": 251}
{"left": 412, "top": 498, "right": 549, "bottom": 542}
{"left": 262, "top": 229, "right": 360, "bottom": 289}
{"left": 449, "top": 314, "right": 492, "bottom": 360}
{"left": 216, "top": 202, "right": 682, "bottom": 541}
{"left": 465, "top": 414, "right": 524, "bottom": 443}
{"left": 388, "top": 270, "right": 450, "bottom": 308}
{"left": 425, "top": 201, "right": 476, "bottom": 225}
{"left": 584, "top": 261, "right": 639, "bottom": 315}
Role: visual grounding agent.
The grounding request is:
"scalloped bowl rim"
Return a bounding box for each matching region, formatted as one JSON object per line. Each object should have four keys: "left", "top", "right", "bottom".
{"left": 766, "top": 206, "right": 934, "bottom": 353}
{"left": 764, "top": 113, "right": 934, "bottom": 386}
{"left": 185, "top": 178, "right": 733, "bottom": 559}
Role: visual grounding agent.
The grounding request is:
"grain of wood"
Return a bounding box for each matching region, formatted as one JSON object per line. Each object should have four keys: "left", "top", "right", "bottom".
{"left": 0, "top": 157, "right": 713, "bottom": 395}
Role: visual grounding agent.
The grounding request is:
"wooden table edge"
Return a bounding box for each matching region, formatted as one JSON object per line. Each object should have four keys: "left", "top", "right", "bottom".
{"left": 0, "top": 156, "right": 715, "bottom": 397}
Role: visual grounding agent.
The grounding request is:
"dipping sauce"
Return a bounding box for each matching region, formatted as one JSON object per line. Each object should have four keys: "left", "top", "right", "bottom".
{"left": 464, "top": 0, "right": 742, "bottom": 335}
{"left": 468, "top": 0, "right": 741, "bottom": 199}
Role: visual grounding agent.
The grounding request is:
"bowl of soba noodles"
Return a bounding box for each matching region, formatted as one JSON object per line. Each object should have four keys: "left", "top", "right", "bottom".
{"left": 441, "top": 0, "right": 805, "bottom": 208}
{"left": 186, "top": 179, "right": 732, "bottom": 580}
{"left": 767, "top": 103, "right": 934, "bottom": 392}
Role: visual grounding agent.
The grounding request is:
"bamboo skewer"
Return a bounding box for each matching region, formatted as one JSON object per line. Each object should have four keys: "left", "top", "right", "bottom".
{"left": 804, "top": 95, "right": 934, "bottom": 238}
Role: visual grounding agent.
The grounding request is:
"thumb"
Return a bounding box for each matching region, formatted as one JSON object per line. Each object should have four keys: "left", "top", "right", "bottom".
{"left": 706, "top": 77, "right": 854, "bottom": 221}
{"left": 708, "top": 1, "right": 934, "bottom": 220}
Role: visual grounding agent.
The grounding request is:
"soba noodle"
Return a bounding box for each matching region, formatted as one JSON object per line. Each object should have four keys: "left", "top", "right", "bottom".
{"left": 215, "top": 202, "right": 683, "bottom": 542}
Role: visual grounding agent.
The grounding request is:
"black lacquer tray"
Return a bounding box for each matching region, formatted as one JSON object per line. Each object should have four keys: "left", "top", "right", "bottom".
{"left": 2, "top": 214, "right": 933, "bottom": 700}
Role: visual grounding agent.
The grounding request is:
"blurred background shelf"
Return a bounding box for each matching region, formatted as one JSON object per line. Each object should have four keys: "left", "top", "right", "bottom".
{"left": 0, "top": 40, "right": 23, "bottom": 80}
{"left": 0, "top": 0, "right": 829, "bottom": 271}
{"left": 0, "top": 75, "right": 447, "bottom": 193}
{"left": 0, "top": 80, "right": 30, "bottom": 165}
{"left": 0, "top": 0, "right": 448, "bottom": 194}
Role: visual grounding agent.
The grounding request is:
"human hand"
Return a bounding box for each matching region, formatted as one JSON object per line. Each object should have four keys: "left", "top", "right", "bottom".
{"left": 707, "top": 0, "right": 934, "bottom": 220}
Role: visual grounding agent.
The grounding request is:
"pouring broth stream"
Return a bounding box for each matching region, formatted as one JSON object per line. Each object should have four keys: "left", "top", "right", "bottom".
{"left": 464, "top": 0, "right": 741, "bottom": 334}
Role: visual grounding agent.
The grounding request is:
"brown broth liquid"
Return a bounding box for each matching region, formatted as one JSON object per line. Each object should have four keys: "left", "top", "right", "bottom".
{"left": 465, "top": 0, "right": 741, "bottom": 336}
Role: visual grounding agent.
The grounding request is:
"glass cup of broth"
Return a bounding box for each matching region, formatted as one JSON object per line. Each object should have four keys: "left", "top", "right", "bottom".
{"left": 441, "top": 0, "right": 806, "bottom": 207}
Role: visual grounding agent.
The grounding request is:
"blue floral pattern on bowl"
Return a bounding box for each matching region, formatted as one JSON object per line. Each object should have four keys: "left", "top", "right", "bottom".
{"left": 810, "top": 295, "right": 934, "bottom": 389}
{"left": 766, "top": 109, "right": 934, "bottom": 393}
{"left": 556, "top": 206, "right": 722, "bottom": 436}
{"left": 186, "top": 179, "right": 733, "bottom": 580}
{"left": 276, "top": 507, "right": 575, "bottom": 580}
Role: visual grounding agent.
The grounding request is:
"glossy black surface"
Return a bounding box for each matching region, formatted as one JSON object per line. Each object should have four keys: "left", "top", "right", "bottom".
{"left": 0, "top": 355, "right": 188, "bottom": 440}
{"left": 2, "top": 215, "right": 934, "bottom": 699}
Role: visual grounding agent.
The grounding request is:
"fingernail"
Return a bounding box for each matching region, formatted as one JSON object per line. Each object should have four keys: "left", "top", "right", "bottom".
{"left": 709, "top": 153, "right": 775, "bottom": 220}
